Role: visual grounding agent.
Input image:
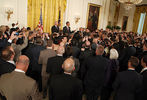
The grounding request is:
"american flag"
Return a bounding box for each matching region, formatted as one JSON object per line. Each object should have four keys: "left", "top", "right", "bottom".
{"left": 38, "top": 7, "right": 43, "bottom": 33}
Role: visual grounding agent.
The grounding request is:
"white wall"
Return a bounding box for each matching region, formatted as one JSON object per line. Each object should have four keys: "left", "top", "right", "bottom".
{"left": 117, "top": 4, "right": 136, "bottom": 32}
{"left": 0, "top": 0, "right": 27, "bottom": 28}
{"left": 139, "top": 0, "right": 147, "bottom": 5}
{"left": 64, "top": 0, "right": 111, "bottom": 30}
{"left": 0, "top": 0, "right": 112, "bottom": 31}
{"left": 108, "top": 0, "right": 117, "bottom": 26}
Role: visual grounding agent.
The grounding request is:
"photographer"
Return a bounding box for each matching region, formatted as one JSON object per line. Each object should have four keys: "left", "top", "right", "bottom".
{"left": 11, "top": 31, "right": 28, "bottom": 62}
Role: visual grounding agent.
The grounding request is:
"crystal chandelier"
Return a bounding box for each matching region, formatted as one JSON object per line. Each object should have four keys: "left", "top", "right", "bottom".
{"left": 118, "top": 0, "right": 143, "bottom": 5}
{"left": 118, "top": 0, "right": 143, "bottom": 10}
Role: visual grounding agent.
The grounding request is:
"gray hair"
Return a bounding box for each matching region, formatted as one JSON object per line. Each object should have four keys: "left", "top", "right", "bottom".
{"left": 62, "top": 57, "right": 75, "bottom": 73}
{"left": 109, "top": 49, "right": 119, "bottom": 59}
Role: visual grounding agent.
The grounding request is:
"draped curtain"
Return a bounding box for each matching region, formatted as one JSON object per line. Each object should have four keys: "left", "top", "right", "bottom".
{"left": 133, "top": 5, "right": 147, "bottom": 33}
{"left": 27, "top": 0, "right": 66, "bottom": 33}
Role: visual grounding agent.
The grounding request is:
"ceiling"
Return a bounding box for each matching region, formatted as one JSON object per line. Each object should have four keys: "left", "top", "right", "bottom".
{"left": 114, "top": 0, "right": 147, "bottom": 5}
{"left": 139, "top": 0, "right": 147, "bottom": 4}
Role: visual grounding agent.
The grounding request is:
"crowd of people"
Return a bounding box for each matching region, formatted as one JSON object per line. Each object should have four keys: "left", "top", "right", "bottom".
{"left": 0, "top": 21, "right": 147, "bottom": 100}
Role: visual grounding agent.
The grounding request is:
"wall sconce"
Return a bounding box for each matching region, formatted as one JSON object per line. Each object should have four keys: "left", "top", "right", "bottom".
{"left": 5, "top": 7, "right": 13, "bottom": 21}
{"left": 74, "top": 14, "right": 80, "bottom": 24}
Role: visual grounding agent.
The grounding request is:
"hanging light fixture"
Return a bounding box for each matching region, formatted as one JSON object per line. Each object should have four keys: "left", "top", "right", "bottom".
{"left": 118, "top": 0, "right": 143, "bottom": 10}
{"left": 118, "top": 0, "right": 143, "bottom": 5}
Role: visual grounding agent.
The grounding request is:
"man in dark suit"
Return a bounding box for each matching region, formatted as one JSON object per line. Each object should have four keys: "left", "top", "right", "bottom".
{"left": 135, "top": 40, "right": 147, "bottom": 73}
{"left": 49, "top": 57, "right": 83, "bottom": 100}
{"left": 22, "top": 31, "right": 36, "bottom": 55}
{"left": 79, "top": 41, "right": 93, "bottom": 65}
{"left": 0, "top": 55, "right": 41, "bottom": 100}
{"left": 51, "top": 21, "right": 59, "bottom": 34}
{"left": 82, "top": 45, "right": 110, "bottom": 100}
{"left": 119, "top": 43, "right": 136, "bottom": 72}
{"left": 79, "top": 40, "right": 93, "bottom": 79}
{"left": 113, "top": 56, "right": 142, "bottom": 100}
{"left": 63, "top": 21, "right": 72, "bottom": 35}
{"left": 141, "top": 55, "right": 147, "bottom": 100}
{"left": 143, "top": 40, "right": 147, "bottom": 56}
{"left": 46, "top": 46, "right": 65, "bottom": 76}
{"left": 26, "top": 36, "right": 45, "bottom": 91}
{"left": 38, "top": 39, "right": 56, "bottom": 98}
{"left": 0, "top": 46, "right": 15, "bottom": 76}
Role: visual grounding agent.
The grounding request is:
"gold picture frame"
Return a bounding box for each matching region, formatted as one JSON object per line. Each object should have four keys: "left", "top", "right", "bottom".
{"left": 86, "top": 3, "right": 101, "bottom": 32}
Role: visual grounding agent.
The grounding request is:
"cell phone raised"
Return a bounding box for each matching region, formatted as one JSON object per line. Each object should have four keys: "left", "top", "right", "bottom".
{"left": 14, "top": 32, "right": 19, "bottom": 36}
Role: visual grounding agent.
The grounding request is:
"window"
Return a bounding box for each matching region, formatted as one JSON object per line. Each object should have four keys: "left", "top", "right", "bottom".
{"left": 137, "top": 13, "right": 146, "bottom": 35}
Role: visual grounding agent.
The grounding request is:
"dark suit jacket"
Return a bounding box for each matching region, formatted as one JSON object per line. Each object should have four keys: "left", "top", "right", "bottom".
{"left": 119, "top": 46, "right": 136, "bottom": 72}
{"left": 113, "top": 70, "right": 142, "bottom": 100}
{"left": 63, "top": 26, "right": 72, "bottom": 34}
{"left": 51, "top": 25, "right": 59, "bottom": 33}
{"left": 83, "top": 55, "right": 110, "bottom": 95}
{"left": 79, "top": 49, "right": 93, "bottom": 79}
{"left": 104, "top": 59, "right": 119, "bottom": 87}
{"left": 79, "top": 48, "right": 93, "bottom": 63}
{"left": 0, "top": 71, "right": 41, "bottom": 100}
{"left": 141, "top": 70, "right": 147, "bottom": 100}
{"left": 143, "top": 51, "right": 147, "bottom": 55}
{"left": 0, "top": 38, "right": 11, "bottom": 53}
{"left": 0, "top": 58, "right": 15, "bottom": 76}
{"left": 46, "top": 56, "right": 65, "bottom": 76}
{"left": 49, "top": 73, "right": 83, "bottom": 100}
{"left": 26, "top": 44, "right": 45, "bottom": 73}
{"left": 22, "top": 42, "right": 35, "bottom": 55}
{"left": 72, "top": 46, "right": 80, "bottom": 58}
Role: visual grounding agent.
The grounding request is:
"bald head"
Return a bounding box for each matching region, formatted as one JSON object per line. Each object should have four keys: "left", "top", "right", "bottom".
{"left": 57, "top": 46, "right": 65, "bottom": 55}
{"left": 16, "top": 55, "right": 30, "bottom": 72}
{"left": 62, "top": 58, "right": 75, "bottom": 73}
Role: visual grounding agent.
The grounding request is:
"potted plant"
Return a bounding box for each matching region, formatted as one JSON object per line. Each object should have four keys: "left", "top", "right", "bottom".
{"left": 106, "top": 25, "right": 112, "bottom": 30}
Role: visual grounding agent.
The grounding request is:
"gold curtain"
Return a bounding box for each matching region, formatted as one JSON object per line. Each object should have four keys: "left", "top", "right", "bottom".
{"left": 133, "top": 5, "right": 147, "bottom": 33}
{"left": 27, "top": 0, "right": 67, "bottom": 33}
{"left": 142, "top": 6, "right": 147, "bottom": 33}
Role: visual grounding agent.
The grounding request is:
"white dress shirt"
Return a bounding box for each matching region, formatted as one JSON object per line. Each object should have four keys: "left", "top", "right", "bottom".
{"left": 128, "top": 68, "right": 135, "bottom": 71}
{"left": 57, "top": 54, "right": 63, "bottom": 56}
{"left": 141, "top": 67, "right": 147, "bottom": 73}
{"left": 7, "top": 60, "right": 15, "bottom": 65}
{"left": 14, "top": 69, "right": 25, "bottom": 73}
